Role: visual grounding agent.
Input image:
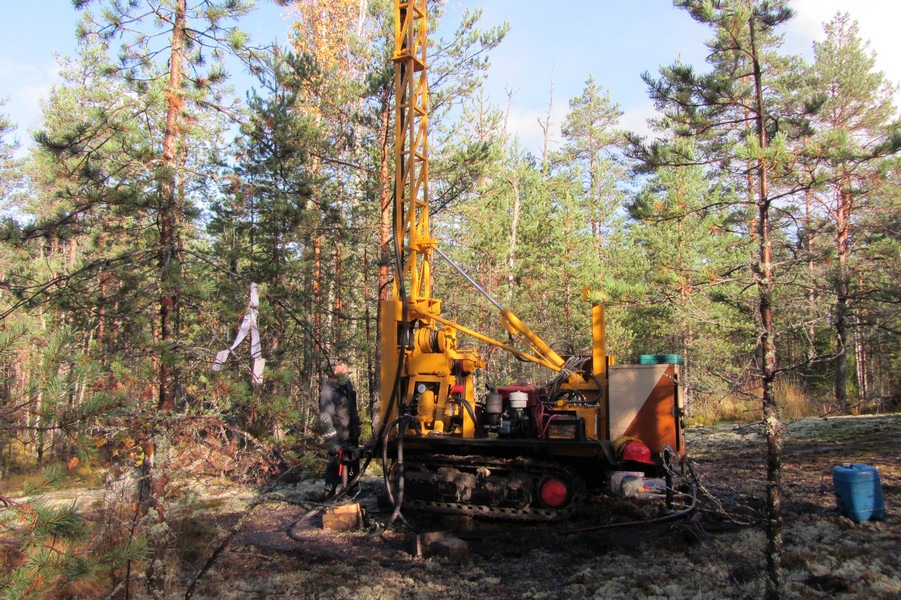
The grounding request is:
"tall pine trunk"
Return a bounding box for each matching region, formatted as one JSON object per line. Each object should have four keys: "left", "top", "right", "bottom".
{"left": 749, "top": 16, "right": 783, "bottom": 599}
{"left": 834, "top": 188, "right": 853, "bottom": 414}
{"left": 158, "top": 0, "right": 185, "bottom": 414}
{"left": 144, "top": 1, "right": 186, "bottom": 595}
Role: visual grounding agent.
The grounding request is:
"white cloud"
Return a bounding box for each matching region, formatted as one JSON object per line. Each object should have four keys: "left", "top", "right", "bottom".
{"left": 503, "top": 103, "right": 568, "bottom": 156}
{"left": 496, "top": 2, "right": 901, "bottom": 153}
{"left": 506, "top": 100, "right": 666, "bottom": 155}
{"left": 619, "top": 102, "right": 659, "bottom": 140}
{"left": 0, "top": 57, "right": 60, "bottom": 139}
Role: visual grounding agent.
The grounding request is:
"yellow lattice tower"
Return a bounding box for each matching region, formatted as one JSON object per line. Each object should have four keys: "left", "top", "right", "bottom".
{"left": 391, "top": 0, "right": 436, "bottom": 311}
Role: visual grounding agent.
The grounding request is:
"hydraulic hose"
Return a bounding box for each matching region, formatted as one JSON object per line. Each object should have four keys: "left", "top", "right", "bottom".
{"left": 459, "top": 396, "right": 487, "bottom": 438}
{"left": 372, "top": 69, "right": 417, "bottom": 534}
{"left": 380, "top": 417, "right": 401, "bottom": 506}
{"left": 373, "top": 415, "right": 415, "bottom": 535}
{"left": 384, "top": 417, "right": 413, "bottom": 531}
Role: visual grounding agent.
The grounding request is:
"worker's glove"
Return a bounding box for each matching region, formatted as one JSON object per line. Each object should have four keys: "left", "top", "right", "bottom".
{"left": 322, "top": 429, "right": 338, "bottom": 451}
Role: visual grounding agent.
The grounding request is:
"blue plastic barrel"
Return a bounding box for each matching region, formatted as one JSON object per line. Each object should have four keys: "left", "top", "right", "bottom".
{"left": 832, "top": 464, "right": 885, "bottom": 522}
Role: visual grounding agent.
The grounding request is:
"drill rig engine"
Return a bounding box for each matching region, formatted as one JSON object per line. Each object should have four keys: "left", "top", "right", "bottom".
{"left": 379, "top": 0, "right": 685, "bottom": 520}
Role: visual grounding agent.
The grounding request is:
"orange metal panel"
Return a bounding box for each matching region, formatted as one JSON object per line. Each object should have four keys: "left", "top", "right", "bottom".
{"left": 609, "top": 364, "right": 683, "bottom": 455}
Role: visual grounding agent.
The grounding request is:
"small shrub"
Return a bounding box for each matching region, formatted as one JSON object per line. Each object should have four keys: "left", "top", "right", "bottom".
{"left": 775, "top": 375, "right": 815, "bottom": 419}
{"left": 685, "top": 393, "right": 759, "bottom": 426}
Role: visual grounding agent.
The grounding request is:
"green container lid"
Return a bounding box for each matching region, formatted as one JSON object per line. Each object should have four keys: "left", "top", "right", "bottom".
{"left": 638, "top": 354, "right": 684, "bottom": 365}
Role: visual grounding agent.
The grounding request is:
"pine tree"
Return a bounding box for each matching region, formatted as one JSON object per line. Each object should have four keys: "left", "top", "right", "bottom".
{"left": 637, "top": 1, "right": 795, "bottom": 596}
{"left": 208, "top": 47, "right": 324, "bottom": 438}
{"left": 556, "top": 76, "right": 624, "bottom": 265}
{"left": 0, "top": 101, "right": 18, "bottom": 207}
{"left": 799, "top": 13, "right": 900, "bottom": 413}
{"left": 67, "top": 2, "right": 254, "bottom": 595}
{"left": 624, "top": 137, "right": 750, "bottom": 409}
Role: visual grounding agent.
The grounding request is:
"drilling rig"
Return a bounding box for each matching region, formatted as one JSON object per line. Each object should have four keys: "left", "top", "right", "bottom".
{"left": 377, "top": 0, "right": 685, "bottom": 520}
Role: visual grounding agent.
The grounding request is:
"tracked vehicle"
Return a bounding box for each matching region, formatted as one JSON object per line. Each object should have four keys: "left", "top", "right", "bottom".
{"left": 378, "top": 0, "right": 685, "bottom": 520}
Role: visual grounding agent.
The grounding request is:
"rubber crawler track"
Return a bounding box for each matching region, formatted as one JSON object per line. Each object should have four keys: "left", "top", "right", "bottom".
{"left": 397, "top": 455, "right": 587, "bottom": 521}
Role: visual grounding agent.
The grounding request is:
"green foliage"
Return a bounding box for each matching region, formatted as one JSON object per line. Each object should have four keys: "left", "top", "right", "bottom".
{"left": 789, "top": 13, "right": 901, "bottom": 412}
{"left": 30, "top": 501, "right": 85, "bottom": 541}
{"left": 0, "top": 462, "right": 147, "bottom": 600}
{"left": 620, "top": 136, "right": 755, "bottom": 403}
{"left": 0, "top": 100, "right": 20, "bottom": 207}
{"left": 643, "top": 4, "right": 804, "bottom": 596}
{"left": 0, "top": 510, "right": 146, "bottom": 598}
{"left": 429, "top": 5, "right": 509, "bottom": 120}
{"left": 18, "top": 463, "right": 66, "bottom": 497}
{"left": 1, "top": 3, "right": 898, "bottom": 594}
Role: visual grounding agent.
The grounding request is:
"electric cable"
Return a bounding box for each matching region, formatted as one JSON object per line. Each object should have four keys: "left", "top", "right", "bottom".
{"left": 380, "top": 417, "right": 402, "bottom": 507}
{"left": 373, "top": 56, "right": 417, "bottom": 535}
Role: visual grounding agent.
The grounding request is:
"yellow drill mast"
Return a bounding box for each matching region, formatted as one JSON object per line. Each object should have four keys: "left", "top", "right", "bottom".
{"left": 392, "top": 0, "right": 433, "bottom": 309}
{"left": 379, "top": 0, "right": 606, "bottom": 439}
{"left": 380, "top": 0, "right": 482, "bottom": 438}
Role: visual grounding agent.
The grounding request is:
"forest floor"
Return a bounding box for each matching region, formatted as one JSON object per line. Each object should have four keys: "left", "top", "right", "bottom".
{"left": 174, "top": 413, "right": 900, "bottom": 600}
{"left": 11, "top": 414, "right": 900, "bottom": 598}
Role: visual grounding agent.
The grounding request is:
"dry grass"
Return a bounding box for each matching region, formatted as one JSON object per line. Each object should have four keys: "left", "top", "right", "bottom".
{"left": 686, "top": 374, "right": 839, "bottom": 426}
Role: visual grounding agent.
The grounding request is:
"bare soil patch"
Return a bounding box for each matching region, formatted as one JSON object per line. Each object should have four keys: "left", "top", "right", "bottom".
{"left": 179, "top": 414, "right": 900, "bottom": 598}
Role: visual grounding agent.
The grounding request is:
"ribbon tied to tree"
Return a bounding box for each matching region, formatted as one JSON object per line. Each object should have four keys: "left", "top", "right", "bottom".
{"left": 213, "top": 282, "right": 265, "bottom": 385}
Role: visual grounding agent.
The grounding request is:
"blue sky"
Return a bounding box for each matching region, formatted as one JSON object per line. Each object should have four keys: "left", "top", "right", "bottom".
{"left": 443, "top": 0, "right": 901, "bottom": 149}
{"left": 2, "top": 1, "right": 898, "bottom": 155}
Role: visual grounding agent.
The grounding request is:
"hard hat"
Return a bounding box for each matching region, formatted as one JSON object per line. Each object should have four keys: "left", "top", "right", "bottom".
{"left": 620, "top": 440, "right": 655, "bottom": 465}
{"left": 612, "top": 435, "right": 635, "bottom": 455}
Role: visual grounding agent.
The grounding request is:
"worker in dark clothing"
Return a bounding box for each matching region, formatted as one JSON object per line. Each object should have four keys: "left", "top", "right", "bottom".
{"left": 319, "top": 362, "right": 361, "bottom": 495}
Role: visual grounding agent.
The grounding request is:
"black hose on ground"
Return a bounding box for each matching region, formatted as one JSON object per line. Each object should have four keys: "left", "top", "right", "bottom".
{"left": 365, "top": 414, "right": 416, "bottom": 536}
{"left": 380, "top": 417, "right": 401, "bottom": 507}
{"left": 383, "top": 417, "right": 413, "bottom": 532}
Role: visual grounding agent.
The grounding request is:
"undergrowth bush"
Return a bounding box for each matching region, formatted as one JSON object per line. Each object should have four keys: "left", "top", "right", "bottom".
{"left": 685, "top": 373, "right": 832, "bottom": 426}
